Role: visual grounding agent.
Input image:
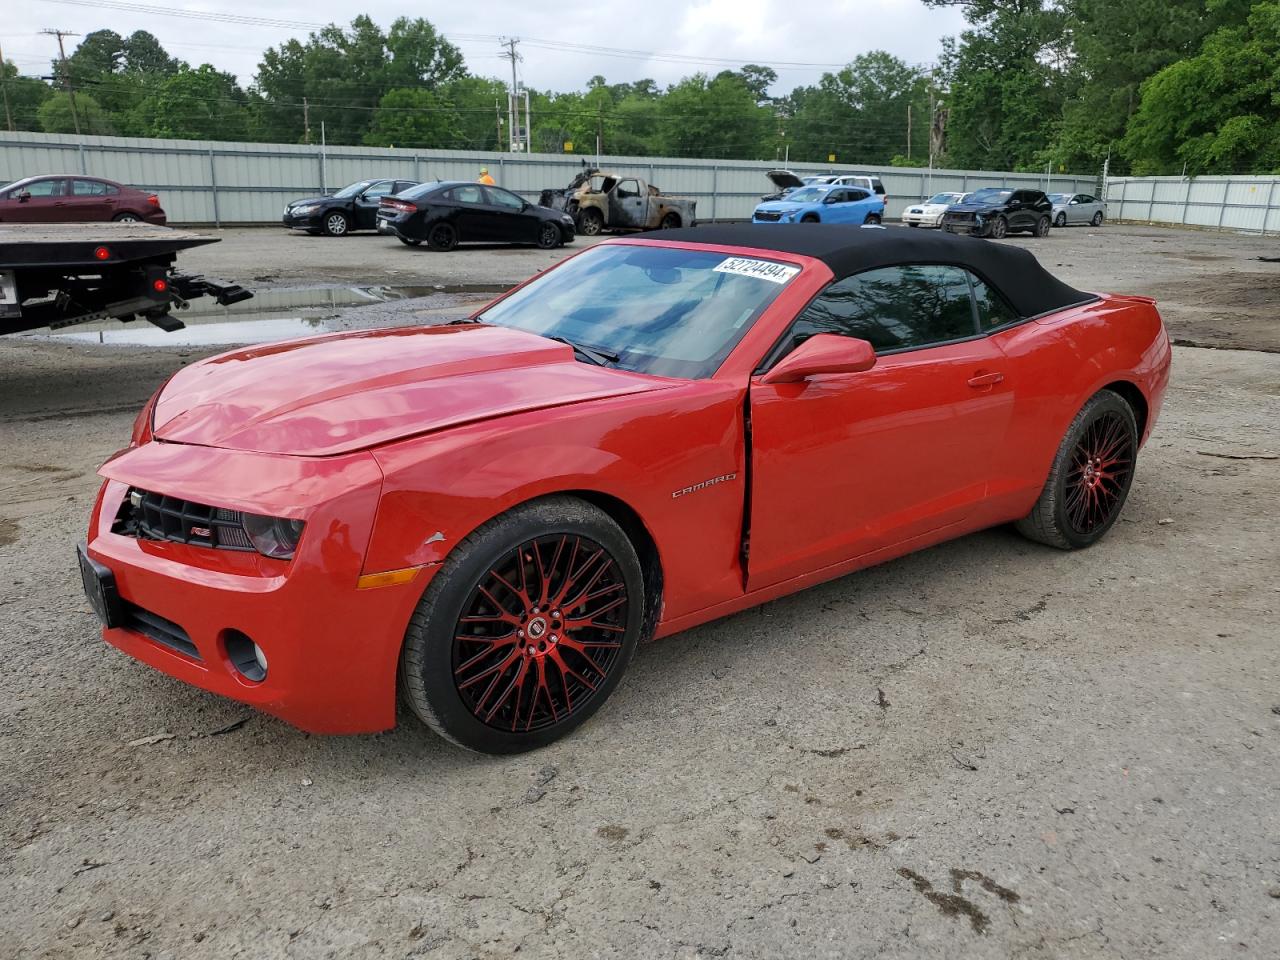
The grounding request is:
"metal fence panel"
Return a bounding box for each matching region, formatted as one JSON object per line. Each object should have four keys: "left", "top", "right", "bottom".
{"left": 1, "top": 130, "right": 1097, "bottom": 226}
{"left": 1106, "top": 174, "right": 1280, "bottom": 234}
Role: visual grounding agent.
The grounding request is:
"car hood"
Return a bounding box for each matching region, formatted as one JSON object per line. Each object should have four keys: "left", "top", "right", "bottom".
{"left": 766, "top": 169, "right": 805, "bottom": 190}
{"left": 150, "top": 324, "right": 669, "bottom": 456}
{"left": 755, "top": 200, "right": 808, "bottom": 214}
{"left": 908, "top": 202, "right": 949, "bottom": 212}
{"left": 946, "top": 201, "right": 1002, "bottom": 214}
{"left": 287, "top": 196, "right": 333, "bottom": 208}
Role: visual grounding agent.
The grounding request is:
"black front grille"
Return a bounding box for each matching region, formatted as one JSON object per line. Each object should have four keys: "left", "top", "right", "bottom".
{"left": 122, "top": 600, "right": 201, "bottom": 660}
{"left": 114, "top": 488, "right": 254, "bottom": 551}
{"left": 945, "top": 212, "right": 975, "bottom": 222}
{"left": 754, "top": 211, "right": 783, "bottom": 222}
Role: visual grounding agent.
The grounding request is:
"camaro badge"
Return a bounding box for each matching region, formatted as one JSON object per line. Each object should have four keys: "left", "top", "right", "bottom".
{"left": 672, "top": 473, "right": 738, "bottom": 499}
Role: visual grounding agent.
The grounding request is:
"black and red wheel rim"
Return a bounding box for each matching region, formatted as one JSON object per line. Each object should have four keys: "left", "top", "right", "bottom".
{"left": 1065, "top": 411, "right": 1134, "bottom": 535}
{"left": 452, "top": 535, "right": 629, "bottom": 733}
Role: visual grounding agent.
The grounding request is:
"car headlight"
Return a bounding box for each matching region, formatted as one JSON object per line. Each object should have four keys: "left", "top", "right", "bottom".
{"left": 293, "top": 204, "right": 320, "bottom": 215}
{"left": 241, "top": 514, "right": 305, "bottom": 559}
{"left": 561, "top": 214, "right": 574, "bottom": 223}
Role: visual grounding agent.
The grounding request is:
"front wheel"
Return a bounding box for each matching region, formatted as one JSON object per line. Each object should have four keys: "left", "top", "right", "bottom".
{"left": 1055, "top": 212, "right": 1067, "bottom": 227}
{"left": 1015, "top": 389, "right": 1138, "bottom": 550}
{"left": 907, "top": 221, "right": 919, "bottom": 228}
{"left": 1034, "top": 215, "right": 1051, "bottom": 237}
{"left": 800, "top": 214, "right": 820, "bottom": 223}
{"left": 323, "top": 211, "right": 350, "bottom": 236}
{"left": 578, "top": 209, "right": 604, "bottom": 236}
{"left": 536, "top": 221, "right": 561, "bottom": 249}
{"left": 990, "top": 217, "right": 1008, "bottom": 239}
{"left": 400, "top": 497, "right": 645, "bottom": 753}
{"left": 659, "top": 212, "right": 681, "bottom": 229}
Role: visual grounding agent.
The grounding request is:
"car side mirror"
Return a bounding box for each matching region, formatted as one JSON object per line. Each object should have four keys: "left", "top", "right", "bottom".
{"left": 760, "top": 334, "right": 877, "bottom": 385}
{"left": 16, "top": 191, "right": 31, "bottom": 202}
{"left": 822, "top": 195, "right": 838, "bottom": 204}
{"left": 1069, "top": 199, "right": 1079, "bottom": 205}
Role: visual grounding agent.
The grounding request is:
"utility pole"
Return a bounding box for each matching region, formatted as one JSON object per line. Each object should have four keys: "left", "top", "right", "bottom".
{"left": 303, "top": 96, "right": 310, "bottom": 144}
{"left": 41, "top": 28, "right": 81, "bottom": 136}
{"left": 0, "top": 41, "right": 14, "bottom": 132}
{"left": 523, "top": 87, "right": 531, "bottom": 155}
{"left": 499, "top": 37, "right": 521, "bottom": 152}
{"left": 906, "top": 103, "right": 912, "bottom": 161}
{"left": 495, "top": 99, "right": 502, "bottom": 150}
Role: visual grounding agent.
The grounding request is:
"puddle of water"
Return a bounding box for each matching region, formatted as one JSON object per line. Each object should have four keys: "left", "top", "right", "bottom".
{"left": 24, "top": 283, "right": 511, "bottom": 347}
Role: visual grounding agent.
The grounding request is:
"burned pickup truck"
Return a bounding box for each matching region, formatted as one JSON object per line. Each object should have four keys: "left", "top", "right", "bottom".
{"left": 539, "top": 169, "right": 696, "bottom": 236}
{"left": 0, "top": 222, "right": 250, "bottom": 336}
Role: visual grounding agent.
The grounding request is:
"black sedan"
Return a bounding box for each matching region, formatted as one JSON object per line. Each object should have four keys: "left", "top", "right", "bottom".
{"left": 282, "top": 178, "right": 421, "bottom": 236}
{"left": 941, "top": 187, "right": 1053, "bottom": 238}
{"left": 376, "top": 181, "right": 575, "bottom": 250}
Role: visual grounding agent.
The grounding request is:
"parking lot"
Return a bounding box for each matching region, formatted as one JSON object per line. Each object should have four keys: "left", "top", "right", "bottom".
{"left": 2, "top": 223, "right": 1278, "bottom": 959}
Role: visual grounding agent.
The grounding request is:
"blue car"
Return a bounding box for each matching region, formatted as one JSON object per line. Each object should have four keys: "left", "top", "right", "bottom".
{"left": 752, "top": 184, "right": 885, "bottom": 226}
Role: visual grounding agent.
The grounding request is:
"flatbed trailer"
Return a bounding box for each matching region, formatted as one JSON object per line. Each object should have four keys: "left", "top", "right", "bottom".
{"left": 0, "top": 222, "right": 251, "bottom": 336}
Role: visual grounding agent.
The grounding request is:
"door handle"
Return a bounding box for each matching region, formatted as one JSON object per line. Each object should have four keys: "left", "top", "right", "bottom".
{"left": 967, "top": 371, "right": 1004, "bottom": 388}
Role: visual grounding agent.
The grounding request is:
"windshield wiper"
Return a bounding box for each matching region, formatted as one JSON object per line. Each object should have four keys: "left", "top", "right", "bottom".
{"left": 547, "top": 336, "right": 619, "bottom": 366}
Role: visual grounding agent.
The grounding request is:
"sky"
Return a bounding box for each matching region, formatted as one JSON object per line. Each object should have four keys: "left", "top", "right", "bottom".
{"left": 5, "top": 0, "right": 968, "bottom": 94}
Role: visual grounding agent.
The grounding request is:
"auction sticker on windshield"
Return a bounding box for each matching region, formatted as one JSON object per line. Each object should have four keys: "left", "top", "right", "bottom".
{"left": 712, "top": 257, "right": 800, "bottom": 284}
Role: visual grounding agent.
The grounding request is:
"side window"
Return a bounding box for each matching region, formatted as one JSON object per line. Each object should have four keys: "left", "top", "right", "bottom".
{"left": 361, "top": 180, "right": 395, "bottom": 199}
{"left": 104, "top": 182, "right": 120, "bottom": 195}
{"left": 484, "top": 186, "right": 525, "bottom": 211}
{"left": 73, "top": 179, "right": 108, "bottom": 196}
{"left": 873, "top": 180, "right": 885, "bottom": 195}
{"left": 1010, "top": 190, "right": 1029, "bottom": 204}
{"left": 616, "top": 179, "right": 640, "bottom": 199}
{"left": 445, "top": 185, "right": 484, "bottom": 205}
{"left": 971, "top": 276, "right": 1020, "bottom": 332}
{"left": 849, "top": 189, "right": 869, "bottom": 202}
{"left": 784, "top": 265, "right": 978, "bottom": 356}
{"left": 23, "top": 179, "right": 65, "bottom": 197}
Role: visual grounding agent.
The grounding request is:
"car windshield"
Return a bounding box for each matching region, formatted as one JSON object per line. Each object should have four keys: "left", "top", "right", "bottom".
{"left": 785, "top": 187, "right": 827, "bottom": 203}
{"left": 968, "top": 188, "right": 1012, "bottom": 203}
{"left": 1048, "top": 193, "right": 1070, "bottom": 203}
{"left": 476, "top": 244, "right": 800, "bottom": 379}
{"left": 333, "top": 180, "right": 375, "bottom": 199}
{"left": 927, "top": 193, "right": 959, "bottom": 204}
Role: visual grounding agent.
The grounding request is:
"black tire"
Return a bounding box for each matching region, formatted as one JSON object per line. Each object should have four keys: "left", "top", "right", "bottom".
{"left": 536, "top": 221, "right": 561, "bottom": 249}
{"left": 398, "top": 236, "right": 422, "bottom": 246}
{"left": 1034, "top": 215, "right": 1051, "bottom": 237}
{"left": 427, "top": 221, "right": 459, "bottom": 252}
{"left": 1054, "top": 212, "right": 1067, "bottom": 227}
{"left": 1015, "top": 389, "right": 1139, "bottom": 550}
{"left": 907, "top": 222, "right": 919, "bottom": 228}
{"left": 990, "top": 217, "right": 1008, "bottom": 239}
{"left": 400, "top": 496, "right": 645, "bottom": 753}
{"left": 111, "top": 212, "right": 140, "bottom": 222}
{"left": 864, "top": 213, "right": 882, "bottom": 225}
{"left": 800, "top": 214, "right": 820, "bottom": 223}
{"left": 1091, "top": 211, "right": 1104, "bottom": 227}
{"left": 322, "top": 211, "right": 350, "bottom": 237}
{"left": 578, "top": 209, "right": 604, "bottom": 236}
{"left": 659, "top": 212, "right": 681, "bottom": 229}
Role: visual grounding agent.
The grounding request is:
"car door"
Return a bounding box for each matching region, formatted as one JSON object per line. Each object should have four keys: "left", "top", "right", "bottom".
{"left": 608, "top": 178, "right": 646, "bottom": 227}
{"left": 746, "top": 264, "right": 1014, "bottom": 591}
{"left": 1005, "top": 191, "right": 1030, "bottom": 231}
{"left": 441, "top": 184, "right": 490, "bottom": 241}
{"left": 1072, "top": 194, "right": 1095, "bottom": 223}
{"left": 352, "top": 179, "right": 395, "bottom": 230}
{"left": 821, "top": 189, "right": 850, "bottom": 223}
{"left": 3, "top": 177, "right": 69, "bottom": 222}
{"left": 482, "top": 185, "right": 539, "bottom": 243}
{"left": 66, "top": 179, "right": 114, "bottom": 220}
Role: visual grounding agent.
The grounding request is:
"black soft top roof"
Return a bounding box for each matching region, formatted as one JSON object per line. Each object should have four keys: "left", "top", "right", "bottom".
{"left": 654, "top": 223, "right": 1097, "bottom": 318}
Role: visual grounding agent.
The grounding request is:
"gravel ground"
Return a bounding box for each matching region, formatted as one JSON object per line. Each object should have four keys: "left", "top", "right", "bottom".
{"left": 1, "top": 224, "right": 1279, "bottom": 959}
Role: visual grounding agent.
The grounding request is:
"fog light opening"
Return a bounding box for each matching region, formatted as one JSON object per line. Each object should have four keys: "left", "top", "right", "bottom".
{"left": 224, "top": 629, "right": 267, "bottom": 683}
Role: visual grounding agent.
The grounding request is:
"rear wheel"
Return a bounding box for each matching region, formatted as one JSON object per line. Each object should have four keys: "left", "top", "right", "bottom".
{"left": 323, "top": 211, "right": 350, "bottom": 237}
{"left": 1091, "top": 211, "right": 1104, "bottom": 226}
{"left": 1034, "top": 215, "right": 1051, "bottom": 237}
{"left": 578, "top": 209, "right": 604, "bottom": 236}
{"left": 864, "top": 213, "right": 882, "bottom": 226}
{"left": 400, "top": 497, "right": 644, "bottom": 753}
{"left": 659, "top": 212, "right": 681, "bottom": 229}
{"left": 427, "top": 221, "right": 458, "bottom": 251}
{"left": 1015, "top": 389, "right": 1138, "bottom": 550}
{"left": 536, "top": 221, "right": 561, "bottom": 249}
{"left": 111, "top": 212, "right": 140, "bottom": 223}
{"left": 990, "top": 217, "right": 1008, "bottom": 239}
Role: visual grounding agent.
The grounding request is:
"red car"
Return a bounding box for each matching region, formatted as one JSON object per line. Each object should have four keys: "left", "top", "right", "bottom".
{"left": 0, "top": 175, "right": 165, "bottom": 224}
{"left": 79, "top": 225, "right": 1171, "bottom": 753}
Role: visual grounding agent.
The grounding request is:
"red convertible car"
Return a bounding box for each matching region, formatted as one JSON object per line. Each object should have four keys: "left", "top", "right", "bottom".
{"left": 79, "top": 225, "right": 1171, "bottom": 753}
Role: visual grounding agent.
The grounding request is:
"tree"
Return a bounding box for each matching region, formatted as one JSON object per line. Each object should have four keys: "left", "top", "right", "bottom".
{"left": 1122, "top": 3, "right": 1280, "bottom": 174}
{"left": 363, "top": 87, "right": 458, "bottom": 148}
{"left": 657, "top": 72, "right": 774, "bottom": 159}
{"left": 133, "top": 64, "right": 250, "bottom": 141}
{"left": 38, "top": 91, "right": 114, "bottom": 135}
{"left": 1, "top": 60, "right": 53, "bottom": 131}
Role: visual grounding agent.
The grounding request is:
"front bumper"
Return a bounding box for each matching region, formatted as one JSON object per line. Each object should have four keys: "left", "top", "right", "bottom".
{"left": 83, "top": 444, "right": 432, "bottom": 734}
{"left": 282, "top": 211, "right": 323, "bottom": 230}
{"left": 902, "top": 210, "right": 943, "bottom": 227}
{"left": 942, "top": 217, "right": 987, "bottom": 236}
